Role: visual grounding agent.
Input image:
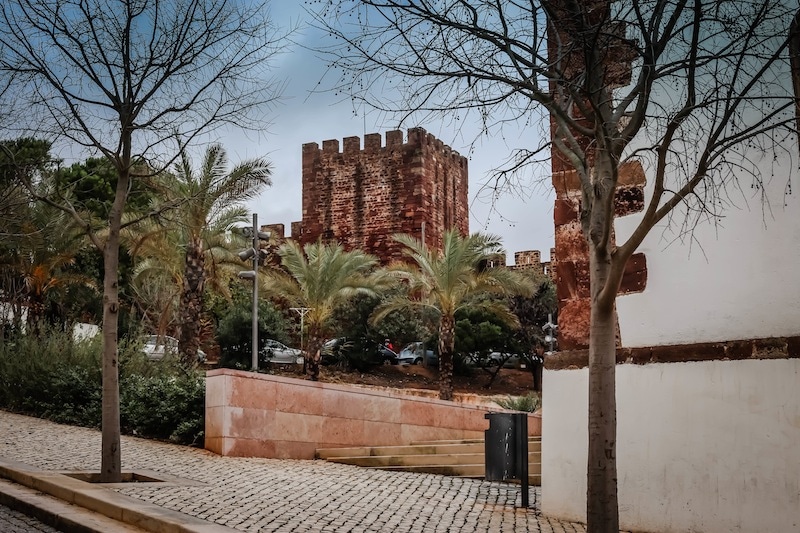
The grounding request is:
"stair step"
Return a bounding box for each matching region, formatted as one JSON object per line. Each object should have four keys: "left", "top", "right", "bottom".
{"left": 413, "top": 437, "right": 541, "bottom": 446}
{"left": 317, "top": 438, "right": 543, "bottom": 486}
{"left": 375, "top": 464, "right": 541, "bottom": 485}
{"left": 317, "top": 442, "right": 482, "bottom": 459}
{"left": 327, "top": 453, "right": 541, "bottom": 473}
{"left": 318, "top": 439, "right": 540, "bottom": 459}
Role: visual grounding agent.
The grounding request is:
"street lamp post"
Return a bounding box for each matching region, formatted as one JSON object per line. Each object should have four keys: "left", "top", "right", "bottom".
{"left": 238, "top": 213, "right": 270, "bottom": 371}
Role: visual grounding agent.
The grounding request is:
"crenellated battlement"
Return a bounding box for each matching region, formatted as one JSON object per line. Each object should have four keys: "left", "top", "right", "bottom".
{"left": 298, "top": 128, "right": 469, "bottom": 262}
{"left": 302, "top": 128, "right": 467, "bottom": 168}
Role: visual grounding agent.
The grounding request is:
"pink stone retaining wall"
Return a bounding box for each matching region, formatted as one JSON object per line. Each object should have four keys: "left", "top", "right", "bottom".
{"left": 205, "top": 369, "right": 542, "bottom": 459}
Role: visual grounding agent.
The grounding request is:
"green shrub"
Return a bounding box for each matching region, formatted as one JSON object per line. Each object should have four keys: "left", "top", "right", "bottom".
{"left": 120, "top": 373, "right": 205, "bottom": 445}
{"left": 0, "top": 327, "right": 102, "bottom": 424}
{"left": 0, "top": 327, "right": 204, "bottom": 445}
{"left": 495, "top": 392, "right": 541, "bottom": 412}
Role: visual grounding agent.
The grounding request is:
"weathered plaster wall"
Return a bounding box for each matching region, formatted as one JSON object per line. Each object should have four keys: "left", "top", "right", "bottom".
{"left": 541, "top": 359, "right": 800, "bottom": 532}
{"left": 297, "top": 128, "right": 469, "bottom": 263}
{"left": 614, "top": 157, "right": 800, "bottom": 346}
{"left": 205, "top": 369, "right": 541, "bottom": 459}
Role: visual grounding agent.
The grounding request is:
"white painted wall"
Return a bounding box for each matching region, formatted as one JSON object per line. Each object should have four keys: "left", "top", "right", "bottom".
{"left": 542, "top": 359, "right": 800, "bottom": 532}
{"left": 614, "top": 149, "right": 800, "bottom": 347}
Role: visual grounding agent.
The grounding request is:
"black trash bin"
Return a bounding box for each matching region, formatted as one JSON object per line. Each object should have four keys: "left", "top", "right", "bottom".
{"left": 484, "top": 412, "right": 529, "bottom": 507}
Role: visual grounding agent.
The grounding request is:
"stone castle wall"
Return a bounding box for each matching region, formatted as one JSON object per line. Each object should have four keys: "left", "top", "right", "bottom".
{"left": 296, "top": 128, "right": 469, "bottom": 263}
{"left": 545, "top": 0, "right": 646, "bottom": 350}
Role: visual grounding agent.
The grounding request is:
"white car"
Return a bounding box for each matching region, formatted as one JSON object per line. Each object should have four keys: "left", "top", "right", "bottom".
{"left": 142, "top": 335, "right": 206, "bottom": 362}
{"left": 260, "top": 339, "right": 303, "bottom": 364}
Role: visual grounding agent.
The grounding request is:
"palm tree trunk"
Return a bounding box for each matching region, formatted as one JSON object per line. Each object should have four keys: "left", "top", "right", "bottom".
{"left": 26, "top": 298, "right": 45, "bottom": 335}
{"left": 438, "top": 314, "right": 455, "bottom": 400}
{"left": 306, "top": 331, "right": 322, "bottom": 381}
{"left": 179, "top": 240, "right": 205, "bottom": 365}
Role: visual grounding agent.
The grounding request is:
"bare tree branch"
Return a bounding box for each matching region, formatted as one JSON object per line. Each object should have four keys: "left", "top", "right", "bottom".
{"left": 0, "top": 0, "right": 292, "bottom": 482}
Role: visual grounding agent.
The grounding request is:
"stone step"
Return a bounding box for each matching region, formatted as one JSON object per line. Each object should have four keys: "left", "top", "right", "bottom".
{"left": 317, "top": 442, "right": 481, "bottom": 458}
{"left": 317, "top": 438, "right": 542, "bottom": 486}
{"left": 317, "top": 439, "right": 540, "bottom": 460}
{"left": 374, "top": 463, "right": 541, "bottom": 485}
{"left": 413, "top": 437, "right": 541, "bottom": 446}
{"left": 327, "top": 452, "right": 541, "bottom": 473}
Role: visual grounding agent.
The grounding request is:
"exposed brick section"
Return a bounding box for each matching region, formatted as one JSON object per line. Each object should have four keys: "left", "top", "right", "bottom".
{"left": 546, "top": 0, "right": 647, "bottom": 349}
{"left": 262, "top": 224, "right": 285, "bottom": 240}
{"left": 289, "top": 221, "right": 301, "bottom": 240}
{"left": 485, "top": 252, "right": 507, "bottom": 268}
{"left": 512, "top": 250, "right": 550, "bottom": 275}
{"left": 515, "top": 250, "right": 541, "bottom": 265}
{"left": 545, "top": 336, "right": 800, "bottom": 370}
{"left": 614, "top": 186, "right": 645, "bottom": 217}
{"left": 619, "top": 253, "right": 647, "bottom": 294}
{"left": 296, "top": 128, "right": 469, "bottom": 263}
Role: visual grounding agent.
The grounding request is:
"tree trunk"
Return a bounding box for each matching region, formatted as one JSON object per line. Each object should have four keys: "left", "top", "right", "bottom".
{"left": 438, "top": 314, "right": 455, "bottom": 401}
{"left": 99, "top": 169, "right": 127, "bottom": 483}
{"left": 26, "top": 297, "right": 44, "bottom": 335}
{"left": 586, "top": 244, "right": 619, "bottom": 533}
{"left": 179, "top": 239, "right": 205, "bottom": 365}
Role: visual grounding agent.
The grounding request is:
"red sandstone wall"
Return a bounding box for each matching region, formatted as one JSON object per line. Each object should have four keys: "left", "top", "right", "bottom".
{"left": 546, "top": 1, "right": 647, "bottom": 350}
{"left": 298, "top": 128, "right": 469, "bottom": 263}
{"left": 205, "top": 369, "right": 541, "bottom": 459}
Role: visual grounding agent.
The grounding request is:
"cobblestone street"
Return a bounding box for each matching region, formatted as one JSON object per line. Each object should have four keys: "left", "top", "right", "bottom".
{"left": 0, "top": 411, "right": 587, "bottom": 532}
{"left": 0, "top": 502, "right": 61, "bottom": 533}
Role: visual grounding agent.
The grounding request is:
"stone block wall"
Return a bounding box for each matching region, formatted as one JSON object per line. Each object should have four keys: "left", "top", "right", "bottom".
{"left": 205, "top": 369, "right": 542, "bottom": 459}
{"left": 552, "top": 162, "right": 648, "bottom": 350}
{"left": 296, "top": 128, "right": 469, "bottom": 263}
{"left": 545, "top": 0, "right": 645, "bottom": 350}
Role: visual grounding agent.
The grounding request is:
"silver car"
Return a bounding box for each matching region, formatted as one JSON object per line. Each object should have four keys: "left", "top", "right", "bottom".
{"left": 260, "top": 339, "right": 303, "bottom": 364}
{"left": 142, "top": 335, "right": 206, "bottom": 362}
{"left": 397, "top": 342, "right": 438, "bottom": 365}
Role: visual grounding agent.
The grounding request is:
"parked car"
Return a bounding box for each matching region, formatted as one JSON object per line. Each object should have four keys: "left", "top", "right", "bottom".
{"left": 465, "top": 351, "right": 500, "bottom": 367}
{"left": 322, "top": 338, "right": 398, "bottom": 366}
{"left": 376, "top": 344, "right": 399, "bottom": 365}
{"left": 260, "top": 339, "right": 303, "bottom": 364}
{"left": 489, "top": 351, "right": 526, "bottom": 369}
{"left": 142, "top": 335, "right": 206, "bottom": 363}
{"left": 397, "top": 341, "right": 438, "bottom": 366}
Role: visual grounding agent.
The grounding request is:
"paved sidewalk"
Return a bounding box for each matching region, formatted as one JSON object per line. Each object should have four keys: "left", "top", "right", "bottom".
{"left": 0, "top": 411, "right": 586, "bottom": 532}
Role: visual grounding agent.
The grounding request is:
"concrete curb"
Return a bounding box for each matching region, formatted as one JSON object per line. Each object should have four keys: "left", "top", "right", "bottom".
{"left": 0, "top": 477, "right": 144, "bottom": 532}
{"left": 0, "top": 457, "right": 237, "bottom": 533}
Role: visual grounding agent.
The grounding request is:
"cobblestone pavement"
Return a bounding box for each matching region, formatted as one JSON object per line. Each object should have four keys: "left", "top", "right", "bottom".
{"left": 0, "top": 502, "right": 61, "bottom": 533}
{"left": 0, "top": 411, "right": 586, "bottom": 533}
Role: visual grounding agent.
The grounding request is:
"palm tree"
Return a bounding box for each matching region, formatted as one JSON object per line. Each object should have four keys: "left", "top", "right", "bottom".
{"left": 0, "top": 202, "right": 95, "bottom": 332}
{"left": 261, "top": 240, "right": 389, "bottom": 380}
{"left": 375, "top": 229, "right": 533, "bottom": 400}
{"left": 129, "top": 144, "right": 272, "bottom": 364}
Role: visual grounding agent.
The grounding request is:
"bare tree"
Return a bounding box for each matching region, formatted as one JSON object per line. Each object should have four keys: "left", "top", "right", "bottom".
{"left": 0, "top": 0, "right": 289, "bottom": 482}
{"left": 311, "top": 1, "right": 797, "bottom": 530}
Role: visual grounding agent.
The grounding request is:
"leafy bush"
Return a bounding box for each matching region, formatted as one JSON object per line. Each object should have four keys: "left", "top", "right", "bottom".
{"left": 120, "top": 372, "right": 205, "bottom": 444}
{"left": 211, "top": 288, "right": 290, "bottom": 368}
{"left": 0, "top": 327, "right": 204, "bottom": 445}
{"left": 322, "top": 337, "right": 388, "bottom": 372}
{"left": 495, "top": 392, "right": 541, "bottom": 413}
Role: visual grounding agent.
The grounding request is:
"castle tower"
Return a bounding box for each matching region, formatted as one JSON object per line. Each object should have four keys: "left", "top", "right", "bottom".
{"left": 297, "top": 128, "right": 469, "bottom": 262}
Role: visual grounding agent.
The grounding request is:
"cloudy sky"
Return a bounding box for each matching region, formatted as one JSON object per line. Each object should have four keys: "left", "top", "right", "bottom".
{"left": 224, "top": 4, "right": 555, "bottom": 264}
